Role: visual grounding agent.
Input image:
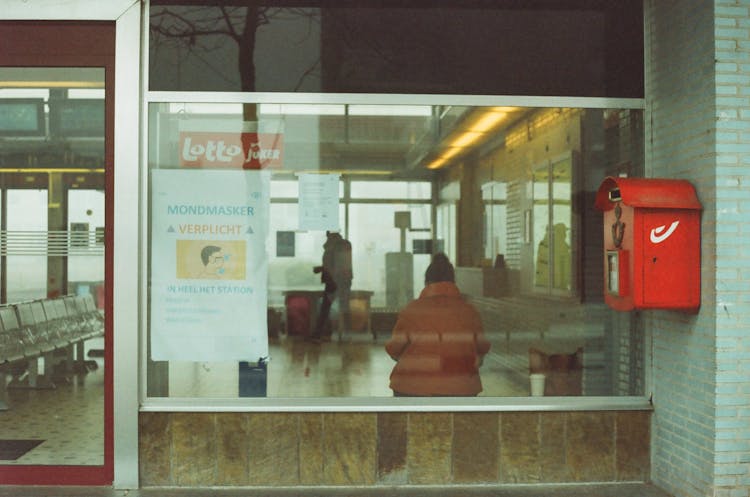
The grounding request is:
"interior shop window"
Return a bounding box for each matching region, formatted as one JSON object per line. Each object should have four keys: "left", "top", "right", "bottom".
{"left": 347, "top": 203, "right": 431, "bottom": 308}
{"left": 350, "top": 180, "right": 431, "bottom": 200}
{"left": 67, "top": 190, "right": 105, "bottom": 305}
{"left": 482, "top": 181, "right": 508, "bottom": 264}
{"left": 267, "top": 202, "right": 344, "bottom": 307}
{"left": 436, "top": 181, "right": 459, "bottom": 264}
{"left": 145, "top": 102, "right": 645, "bottom": 400}
{"left": 532, "top": 153, "right": 574, "bottom": 295}
{"left": 6, "top": 190, "right": 48, "bottom": 302}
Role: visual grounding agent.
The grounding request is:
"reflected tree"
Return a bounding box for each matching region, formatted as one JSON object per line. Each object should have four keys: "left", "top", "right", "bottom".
{"left": 150, "top": 4, "right": 321, "bottom": 119}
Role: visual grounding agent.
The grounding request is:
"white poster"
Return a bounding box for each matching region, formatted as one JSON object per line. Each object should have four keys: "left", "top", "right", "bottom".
{"left": 298, "top": 173, "right": 340, "bottom": 231}
{"left": 150, "top": 169, "right": 270, "bottom": 361}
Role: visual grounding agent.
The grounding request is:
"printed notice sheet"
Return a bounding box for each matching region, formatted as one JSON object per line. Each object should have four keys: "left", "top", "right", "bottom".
{"left": 298, "top": 173, "right": 340, "bottom": 231}
{"left": 150, "top": 169, "right": 270, "bottom": 361}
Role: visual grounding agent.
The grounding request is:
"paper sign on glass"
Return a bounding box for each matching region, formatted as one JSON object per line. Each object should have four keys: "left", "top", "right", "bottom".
{"left": 150, "top": 169, "right": 270, "bottom": 361}
{"left": 298, "top": 173, "right": 340, "bottom": 231}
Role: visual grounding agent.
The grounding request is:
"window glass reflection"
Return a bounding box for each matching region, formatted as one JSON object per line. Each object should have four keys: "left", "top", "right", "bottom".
{"left": 533, "top": 154, "right": 573, "bottom": 294}
{"left": 0, "top": 66, "right": 106, "bottom": 466}
{"left": 148, "top": 4, "right": 643, "bottom": 97}
{"left": 146, "top": 102, "right": 645, "bottom": 399}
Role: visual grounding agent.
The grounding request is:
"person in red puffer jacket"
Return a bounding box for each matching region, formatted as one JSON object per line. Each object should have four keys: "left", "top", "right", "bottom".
{"left": 385, "top": 253, "right": 490, "bottom": 396}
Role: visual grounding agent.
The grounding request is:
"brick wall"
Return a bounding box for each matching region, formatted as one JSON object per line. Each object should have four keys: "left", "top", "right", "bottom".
{"left": 712, "top": 2, "right": 750, "bottom": 496}
{"left": 646, "top": 2, "right": 750, "bottom": 497}
{"left": 645, "top": 2, "right": 716, "bottom": 496}
{"left": 139, "top": 411, "right": 650, "bottom": 487}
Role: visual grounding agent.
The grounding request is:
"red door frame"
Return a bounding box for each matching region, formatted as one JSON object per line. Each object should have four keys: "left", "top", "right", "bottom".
{"left": 0, "top": 21, "right": 115, "bottom": 485}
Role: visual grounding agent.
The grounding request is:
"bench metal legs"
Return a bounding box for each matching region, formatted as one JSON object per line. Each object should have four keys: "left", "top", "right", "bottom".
{"left": 7, "top": 356, "right": 56, "bottom": 390}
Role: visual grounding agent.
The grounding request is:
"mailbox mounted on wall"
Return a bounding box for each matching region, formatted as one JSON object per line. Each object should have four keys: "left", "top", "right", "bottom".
{"left": 594, "top": 177, "right": 702, "bottom": 313}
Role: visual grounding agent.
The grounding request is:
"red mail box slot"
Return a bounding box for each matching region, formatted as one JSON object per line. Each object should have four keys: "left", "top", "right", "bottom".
{"left": 594, "top": 177, "right": 702, "bottom": 312}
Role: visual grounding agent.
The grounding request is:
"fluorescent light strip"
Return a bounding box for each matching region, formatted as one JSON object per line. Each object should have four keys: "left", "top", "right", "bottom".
{"left": 468, "top": 111, "right": 507, "bottom": 133}
{"left": 450, "top": 131, "right": 484, "bottom": 148}
{"left": 425, "top": 109, "right": 512, "bottom": 170}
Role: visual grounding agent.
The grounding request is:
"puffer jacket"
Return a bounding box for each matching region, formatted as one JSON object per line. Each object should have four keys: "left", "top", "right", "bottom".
{"left": 385, "top": 281, "right": 490, "bottom": 396}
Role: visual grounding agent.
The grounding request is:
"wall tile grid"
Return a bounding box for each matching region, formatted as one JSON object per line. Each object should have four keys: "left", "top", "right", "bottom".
{"left": 713, "top": 2, "right": 750, "bottom": 496}
{"left": 138, "top": 411, "right": 650, "bottom": 487}
{"left": 645, "top": 2, "right": 750, "bottom": 497}
{"left": 471, "top": 297, "right": 636, "bottom": 397}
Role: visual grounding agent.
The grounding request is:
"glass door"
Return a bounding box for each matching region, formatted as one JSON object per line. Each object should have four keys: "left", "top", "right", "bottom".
{"left": 0, "top": 20, "right": 113, "bottom": 485}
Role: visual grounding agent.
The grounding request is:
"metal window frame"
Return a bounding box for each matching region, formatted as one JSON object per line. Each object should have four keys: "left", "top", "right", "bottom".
{"left": 1, "top": 0, "right": 142, "bottom": 489}
{"left": 140, "top": 93, "right": 648, "bottom": 412}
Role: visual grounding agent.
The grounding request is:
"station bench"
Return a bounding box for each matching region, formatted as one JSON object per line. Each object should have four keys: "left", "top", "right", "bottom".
{"left": 0, "top": 293, "right": 104, "bottom": 410}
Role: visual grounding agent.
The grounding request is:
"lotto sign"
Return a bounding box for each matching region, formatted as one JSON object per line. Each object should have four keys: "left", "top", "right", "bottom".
{"left": 179, "top": 131, "right": 283, "bottom": 169}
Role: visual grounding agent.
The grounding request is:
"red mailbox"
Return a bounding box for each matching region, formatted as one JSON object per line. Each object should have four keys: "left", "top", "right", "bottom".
{"left": 594, "top": 177, "right": 702, "bottom": 312}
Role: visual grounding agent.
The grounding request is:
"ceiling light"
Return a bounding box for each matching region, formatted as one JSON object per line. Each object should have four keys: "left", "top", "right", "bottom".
{"left": 469, "top": 111, "right": 507, "bottom": 133}
{"left": 425, "top": 158, "right": 447, "bottom": 170}
{"left": 440, "top": 147, "right": 461, "bottom": 161}
{"left": 449, "top": 131, "right": 483, "bottom": 149}
{"left": 423, "top": 107, "right": 513, "bottom": 171}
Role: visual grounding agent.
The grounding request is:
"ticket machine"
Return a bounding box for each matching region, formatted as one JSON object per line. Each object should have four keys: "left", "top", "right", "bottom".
{"left": 594, "top": 177, "right": 702, "bottom": 312}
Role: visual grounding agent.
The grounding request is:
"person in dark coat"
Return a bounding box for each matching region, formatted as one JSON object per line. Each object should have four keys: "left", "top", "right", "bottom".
{"left": 311, "top": 231, "right": 352, "bottom": 342}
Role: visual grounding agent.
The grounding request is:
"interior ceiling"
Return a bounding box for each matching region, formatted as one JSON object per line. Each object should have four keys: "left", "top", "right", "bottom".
{"left": 314, "top": 106, "right": 530, "bottom": 178}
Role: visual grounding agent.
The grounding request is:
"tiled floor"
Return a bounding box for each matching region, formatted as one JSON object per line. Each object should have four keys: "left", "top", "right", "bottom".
{"left": 0, "top": 340, "right": 105, "bottom": 466}
{"left": 163, "top": 328, "right": 583, "bottom": 398}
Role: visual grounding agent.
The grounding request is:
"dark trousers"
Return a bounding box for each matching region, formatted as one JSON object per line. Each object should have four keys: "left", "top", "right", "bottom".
{"left": 313, "top": 285, "right": 351, "bottom": 337}
{"left": 313, "top": 291, "right": 334, "bottom": 338}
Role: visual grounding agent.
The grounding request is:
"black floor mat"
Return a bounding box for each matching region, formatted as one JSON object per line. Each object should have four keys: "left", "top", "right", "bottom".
{"left": 0, "top": 439, "right": 44, "bottom": 460}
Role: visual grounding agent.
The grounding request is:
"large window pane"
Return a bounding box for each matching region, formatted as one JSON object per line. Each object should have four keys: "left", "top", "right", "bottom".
{"left": 146, "top": 101, "right": 644, "bottom": 400}
{"left": 0, "top": 66, "right": 107, "bottom": 467}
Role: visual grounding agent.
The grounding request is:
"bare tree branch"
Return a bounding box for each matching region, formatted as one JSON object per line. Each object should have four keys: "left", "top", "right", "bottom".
{"left": 150, "top": 5, "right": 322, "bottom": 93}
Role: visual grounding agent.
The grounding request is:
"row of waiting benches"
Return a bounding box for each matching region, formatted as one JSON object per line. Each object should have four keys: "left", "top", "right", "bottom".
{"left": 0, "top": 294, "right": 104, "bottom": 406}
